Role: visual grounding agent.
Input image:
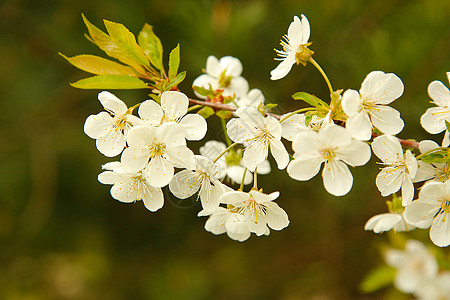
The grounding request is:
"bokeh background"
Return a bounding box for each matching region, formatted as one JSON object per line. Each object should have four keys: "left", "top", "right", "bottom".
{"left": 1, "top": 0, "right": 449, "bottom": 299}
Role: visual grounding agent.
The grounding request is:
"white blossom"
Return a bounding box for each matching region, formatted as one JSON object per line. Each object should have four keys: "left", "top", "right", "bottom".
{"left": 341, "top": 71, "right": 404, "bottom": 141}
{"left": 420, "top": 72, "right": 450, "bottom": 147}
{"left": 193, "top": 55, "right": 249, "bottom": 99}
{"left": 385, "top": 240, "right": 439, "bottom": 294}
{"left": 169, "top": 155, "right": 224, "bottom": 212}
{"left": 84, "top": 91, "right": 144, "bottom": 157}
{"left": 280, "top": 112, "right": 330, "bottom": 141}
{"left": 287, "top": 124, "right": 371, "bottom": 196}
{"left": 405, "top": 180, "right": 450, "bottom": 247}
{"left": 138, "top": 91, "right": 207, "bottom": 141}
{"left": 226, "top": 107, "right": 289, "bottom": 171}
{"left": 120, "top": 123, "right": 195, "bottom": 188}
{"left": 199, "top": 189, "right": 289, "bottom": 241}
{"left": 371, "top": 135, "right": 418, "bottom": 206}
{"left": 234, "top": 88, "right": 265, "bottom": 109}
{"left": 271, "top": 14, "right": 311, "bottom": 80}
{"left": 364, "top": 212, "right": 415, "bottom": 233}
{"left": 414, "top": 140, "right": 450, "bottom": 183}
{"left": 199, "top": 140, "right": 270, "bottom": 185}
{"left": 97, "top": 161, "right": 164, "bottom": 212}
{"left": 414, "top": 271, "right": 450, "bottom": 300}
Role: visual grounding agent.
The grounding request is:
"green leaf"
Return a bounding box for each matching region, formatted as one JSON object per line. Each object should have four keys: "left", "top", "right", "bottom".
{"left": 193, "top": 85, "right": 216, "bottom": 99}
{"left": 216, "top": 110, "right": 232, "bottom": 119}
{"left": 167, "top": 71, "right": 186, "bottom": 90}
{"left": 59, "top": 53, "right": 137, "bottom": 75}
{"left": 138, "top": 24, "right": 164, "bottom": 71}
{"left": 168, "top": 44, "right": 180, "bottom": 81}
{"left": 103, "top": 20, "right": 150, "bottom": 69}
{"left": 81, "top": 14, "right": 148, "bottom": 74}
{"left": 292, "top": 92, "right": 329, "bottom": 109}
{"left": 421, "top": 151, "right": 450, "bottom": 164}
{"left": 198, "top": 106, "right": 215, "bottom": 119}
{"left": 446, "top": 120, "right": 450, "bottom": 132}
{"left": 70, "top": 75, "right": 148, "bottom": 89}
{"left": 304, "top": 114, "right": 313, "bottom": 126}
{"left": 360, "top": 265, "right": 396, "bottom": 293}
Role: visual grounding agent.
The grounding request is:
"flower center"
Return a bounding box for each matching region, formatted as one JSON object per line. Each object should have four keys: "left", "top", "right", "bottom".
{"left": 149, "top": 141, "right": 166, "bottom": 158}
{"left": 320, "top": 147, "right": 336, "bottom": 162}
{"left": 112, "top": 116, "right": 131, "bottom": 133}
{"left": 436, "top": 200, "right": 450, "bottom": 222}
{"left": 234, "top": 196, "right": 267, "bottom": 224}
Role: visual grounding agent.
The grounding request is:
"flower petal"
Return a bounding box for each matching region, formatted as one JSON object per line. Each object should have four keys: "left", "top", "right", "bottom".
{"left": 145, "top": 155, "right": 174, "bottom": 187}
{"left": 98, "top": 91, "right": 127, "bottom": 115}
{"left": 371, "top": 135, "right": 403, "bottom": 163}
{"left": 337, "top": 139, "right": 371, "bottom": 167}
{"left": 401, "top": 173, "right": 414, "bottom": 206}
{"left": 141, "top": 183, "right": 164, "bottom": 212}
{"left": 269, "top": 138, "right": 289, "bottom": 170}
{"left": 430, "top": 210, "right": 450, "bottom": 247}
{"left": 345, "top": 111, "right": 372, "bottom": 141}
{"left": 364, "top": 213, "right": 402, "bottom": 233}
{"left": 169, "top": 169, "right": 201, "bottom": 199}
{"left": 270, "top": 53, "right": 296, "bottom": 80}
{"left": 179, "top": 114, "right": 207, "bottom": 141}
{"left": 341, "top": 89, "right": 362, "bottom": 117}
{"left": 369, "top": 105, "right": 404, "bottom": 135}
{"left": 428, "top": 80, "right": 450, "bottom": 107}
{"left": 287, "top": 156, "right": 322, "bottom": 181}
{"left": 420, "top": 107, "right": 450, "bottom": 134}
{"left": 375, "top": 167, "right": 403, "bottom": 196}
{"left": 265, "top": 202, "right": 290, "bottom": 230}
{"left": 226, "top": 118, "right": 255, "bottom": 143}
{"left": 96, "top": 127, "right": 125, "bottom": 157}
{"left": 242, "top": 140, "right": 268, "bottom": 171}
{"left": 138, "top": 100, "right": 163, "bottom": 126}
{"left": 360, "top": 71, "right": 404, "bottom": 104}
{"left": 121, "top": 146, "right": 150, "bottom": 173}
{"left": 322, "top": 159, "right": 353, "bottom": 196}
{"left": 84, "top": 112, "right": 113, "bottom": 139}
{"left": 161, "top": 91, "right": 188, "bottom": 121}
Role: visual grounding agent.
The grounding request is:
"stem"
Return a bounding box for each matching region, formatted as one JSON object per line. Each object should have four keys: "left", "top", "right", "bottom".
{"left": 279, "top": 107, "right": 318, "bottom": 123}
{"left": 416, "top": 146, "right": 449, "bottom": 160}
{"left": 187, "top": 104, "right": 202, "bottom": 113}
{"left": 240, "top": 168, "right": 248, "bottom": 191}
{"left": 309, "top": 57, "right": 333, "bottom": 95}
{"left": 221, "top": 118, "right": 233, "bottom": 146}
{"left": 213, "top": 142, "right": 238, "bottom": 163}
{"left": 253, "top": 167, "right": 258, "bottom": 189}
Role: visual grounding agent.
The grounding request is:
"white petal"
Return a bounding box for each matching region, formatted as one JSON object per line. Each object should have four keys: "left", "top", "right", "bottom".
{"left": 280, "top": 113, "right": 308, "bottom": 141}
{"left": 98, "top": 171, "right": 124, "bottom": 185}
{"left": 199, "top": 140, "right": 226, "bottom": 160}
{"left": 345, "top": 111, "right": 372, "bottom": 141}
{"left": 420, "top": 107, "right": 450, "bottom": 134}
{"left": 322, "top": 159, "right": 353, "bottom": 196}
{"left": 287, "top": 15, "right": 303, "bottom": 46}
{"left": 265, "top": 202, "right": 290, "bottom": 230}
{"left": 428, "top": 80, "right": 450, "bottom": 107}
{"left": 371, "top": 135, "right": 403, "bottom": 163}
{"left": 287, "top": 156, "right": 322, "bottom": 181}
{"left": 300, "top": 14, "right": 310, "bottom": 44}
{"left": 235, "top": 107, "right": 265, "bottom": 129}
{"left": 242, "top": 140, "right": 268, "bottom": 171}
{"left": 220, "top": 190, "right": 250, "bottom": 205}
{"left": 179, "top": 114, "right": 207, "bottom": 141}
{"left": 227, "top": 165, "right": 253, "bottom": 185}
{"left": 96, "top": 127, "right": 125, "bottom": 157}
{"left": 269, "top": 138, "right": 289, "bottom": 170}
{"left": 199, "top": 182, "right": 222, "bottom": 212}
{"left": 375, "top": 167, "right": 403, "bottom": 196}
{"left": 145, "top": 155, "right": 174, "bottom": 188}
{"left": 270, "top": 53, "right": 296, "bottom": 80}
{"left": 224, "top": 76, "right": 249, "bottom": 98}
{"left": 169, "top": 170, "right": 201, "bottom": 199}
{"left": 204, "top": 55, "right": 221, "bottom": 77}
{"left": 121, "top": 146, "right": 149, "bottom": 173}
{"left": 84, "top": 112, "right": 113, "bottom": 139}
{"left": 404, "top": 200, "right": 437, "bottom": 226}
{"left": 165, "top": 145, "right": 195, "bottom": 169}
{"left": 360, "top": 71, "right": 404, "bottom": 104}
{"left": 155, "top": 122, "right": 187, "bottom": 145}
{"left": 364, "top": 213, "right": 402, "bottom": 233}
{"left": 341, "top": 89, "right": 362, "bottom": 117}
{"left": 336, "top": 139, "right": 371, "bottom": 167}
{"left": 405, "top": 150, "right": 418, "bottom": 178}
{"left": 98, "top": 91, "right": 128, "bottom": 115}
{"left": 419, "top": 140, "right": 440, "bottom": 153}
{"left": 141, "top": 183, "right": 164, "bottom": 212}
{"left": 138, "top": 100, "right": 163, "bottom": 126}
{"left": 256, "top": 160, "right": 271, "bottom": 175}
{"left": 291, "top": 131, "right": 320, "bottom": 155}
{"left": 161, "top": 91, "right": 189, "bottom": 121}
{"left": 126, "top": 126, "right": 156, "bottom": 147}
{"left": 192, "top": 74, "right": 218, "bottom": 99}
{"left": 226, "top": 118, "right": 255, "bottom": 143}
{"left": 413, "top": 161, "right": 437, "bottom": 183}
{"left": 235, "top": 88, "right": 265, "bottom": 108}
{"left": 401, "top": 173, "right": 414, "bottom": 206}
{"left": 225, "top": 213, "right": 250, "bottom": 237}
{"left": 430, "top": 210, "right": 450, "bottom": 247}
{"left": 219, "top": 56, "right": 243, "bottom": 77}
{"left": 319, "top": 124, "right": 352, "bottom": 148}
{"left": 368, "top": 105, "right": 404, "bottom": 135}
{"left": 265, "top": 115, "right": 282, "bottom": 139}
{"left": 204, "top": 209, "right": 227, "bottom": 235}
{"left": 110, "top": 179, "right": 138, "bottom": 203}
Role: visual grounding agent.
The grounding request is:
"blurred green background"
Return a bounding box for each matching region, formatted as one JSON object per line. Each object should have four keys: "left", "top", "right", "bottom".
{"left": 1, "top": 0, "right": 449, "bottom": 299}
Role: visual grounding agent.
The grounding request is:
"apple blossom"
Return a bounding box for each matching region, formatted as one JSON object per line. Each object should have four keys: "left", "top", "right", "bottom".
{"left": 226, "top": 107, "right": 289, "bottom": 171}
{"left": 84, "top": 91, "right": 144, "bottom": 157}
{"left": 287, "top": 124, "right": 371, "bottom": 196}
{"left": 120, "top": 123, "right": 195, "bottom": 188}
{"left": 341, "top": 71, "right": 404, "bottom": 141}
{"left": 364, "top": 212, "right": 415, "bottom": 233}
{"left": 193, "top": 55, "right": 249, "bottom": 99}
{"left": 271, "top": 14, "right": 311, "bottom": 80}
{"left": 371, "top": 135, "right": 418, "bottom": 206}
{"left": 138, "top": 91, "right": 207, "bottom": 141}
{"left": 414, "top": 140, "right": 450, "bottom": 183}
{"left": 97, "top": 161, "right": 164, "bottom": 212}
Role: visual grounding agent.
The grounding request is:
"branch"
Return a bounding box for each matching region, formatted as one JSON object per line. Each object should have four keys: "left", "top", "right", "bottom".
{"left": 188, "top": 98, "right": 419, "bottom": 149}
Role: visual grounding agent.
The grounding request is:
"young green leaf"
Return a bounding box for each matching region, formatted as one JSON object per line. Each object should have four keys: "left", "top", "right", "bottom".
{"left": 198, "top": 106, "right": 215, "bottom": 119}
{"left": 168, "top": 44, "right": 180, "bottom": 81}
{"left": 70, "top": 74, "right": 148, "bottom": 89}
{"left": 216, "top": 110, "right": 232, "bottom": 119}
{"left": 420, "top": 151, "right": 450, "bottom": 164}
{"left": 138, "top": 24, "right": 164, "bottom": 71}
{"left": 103, "top": 20, "right": 150, "bottom": 69}
{"left": 166, "top": 71, "right": 186, "bottom": 90}
{"left": 59, "top": 54, "right": 137, "bottom": 75}
{"left": 292, "top": 92, "right": 329, "bottom": 109}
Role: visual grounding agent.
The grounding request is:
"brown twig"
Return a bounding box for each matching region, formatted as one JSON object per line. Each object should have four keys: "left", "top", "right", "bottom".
{"left": 188, "top": 98, "right": 420, "bottom": 149}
